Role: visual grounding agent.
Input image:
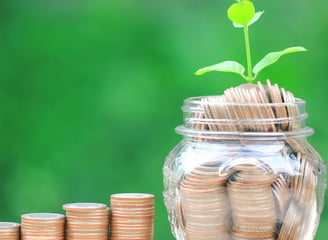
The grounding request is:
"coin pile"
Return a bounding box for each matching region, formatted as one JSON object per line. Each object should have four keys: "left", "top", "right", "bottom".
{"left": 110, "top": 193, "right": 155, "bottom": 240}
{"left": 180, "top": 165, "right": 231, "bottom": 240}
{"left": 21, "top": 213, "right": 65, "bottom": 239}
{"left": 174, "top": 80, "right": 322, "bottom": 239}
{"left": 200, "top": 80, "right": 299, "bottom": 133}
{"left": 228, "top": 164, "right": 277, "bottom": 240}
{"left": 0, "top": 222, "right": 20, "bottom": 240}
{"left": 63, "top": 203, "right": 110, "bottom": 240}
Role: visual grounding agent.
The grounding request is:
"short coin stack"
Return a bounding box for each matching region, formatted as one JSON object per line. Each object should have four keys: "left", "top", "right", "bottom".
{"left": 0, "top": 222, "right": 20, "bottom": 240}
{"left": 63, "top": 203, "right": 110, "bottom": 240}
{"left": 180, "top": 165, "right": 231, "bottom": 240}
{"left": 110, "top": 193, "right": 155, "bottom": 240}
{"left": 21, "top": 213, "right": 65, "bottom": 240}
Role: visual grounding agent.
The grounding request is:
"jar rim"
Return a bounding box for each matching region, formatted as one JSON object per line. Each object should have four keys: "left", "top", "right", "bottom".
{"left": 175, "top": 126, "right": 314, "bottom": 140}
{"left": 178, "top": 96, "right": 313, "bottom": 140}
{"left": 182, "top": 96, "right": 306, "bottom": 111}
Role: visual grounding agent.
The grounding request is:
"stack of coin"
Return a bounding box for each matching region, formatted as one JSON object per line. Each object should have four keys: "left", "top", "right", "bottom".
{"left": 21, "top": 213, "right": 65, "bottom": 239}
{"left": 277, "top": 153, "right": 318, "bottom": 240}
{"left": 110, "top": 193, "right": 155, "bottom": 240}
{"left": 180, "top": 164, "right": 231, "bottom": 240}
{"left": 63, "top": 203, "right": 110, "bottom": 240}
{"left": 0, "top": 222, "right": 20, "bottom": 240}
{"left": 228, "top": 164, "right": 277, "bottom": 240}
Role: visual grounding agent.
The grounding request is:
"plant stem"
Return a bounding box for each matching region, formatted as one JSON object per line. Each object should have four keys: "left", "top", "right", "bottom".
{"left": 243, "top": 25, "right": 253, "bottom": 82}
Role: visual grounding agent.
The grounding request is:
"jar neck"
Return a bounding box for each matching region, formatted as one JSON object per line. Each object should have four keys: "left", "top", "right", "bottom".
{"left": 176, "top": 96, "right": 314, "bottom": 141}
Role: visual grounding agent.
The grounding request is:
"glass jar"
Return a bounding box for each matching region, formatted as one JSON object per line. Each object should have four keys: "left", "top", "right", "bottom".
{"left": 163, "top": 96, "right": 326, "bottom": 240}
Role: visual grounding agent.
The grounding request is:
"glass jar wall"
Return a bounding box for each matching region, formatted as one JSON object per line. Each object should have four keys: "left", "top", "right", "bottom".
{"left": 163, "top": 95, "right": 326, "bottom": 240}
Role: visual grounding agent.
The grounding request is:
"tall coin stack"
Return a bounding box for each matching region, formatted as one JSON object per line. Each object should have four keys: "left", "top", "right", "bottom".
{"left": 21, "top": 213, "right": 65, "bottom": 240}
{"left": 0, "top": 222, "right": 20, "bottom": 240}
{"left": 110, "top": 193, "right": 155, "bottom": 240}
{"left": 180, "top": 165, "right": 231, "bottom": 240}
{"left": 227, "top": 164, "right": 277, "bottom": 240}
{"left": 63, "top": 203, "right": 110, "bottom": 240}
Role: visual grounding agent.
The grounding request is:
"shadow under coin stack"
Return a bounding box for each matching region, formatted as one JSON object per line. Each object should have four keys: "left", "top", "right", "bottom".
{"left": 63, "top": 203, "right": 110, "bottom": 240}
{"left": 0, "top": 222, "right": 20, "bottom": 240}
{"left": 110, "top": 193, "right": 155, "bottom": 240}
{"left": 180, "top": 165, "right": 231, "bottom": 240}
{"left": 21, "top": 213, "right": 65, "bottom": 240}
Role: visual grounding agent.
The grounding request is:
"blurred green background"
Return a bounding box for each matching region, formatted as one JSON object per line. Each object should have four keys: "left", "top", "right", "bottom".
{"left": 0, "top": 0, "right": 326, "bottom": 239}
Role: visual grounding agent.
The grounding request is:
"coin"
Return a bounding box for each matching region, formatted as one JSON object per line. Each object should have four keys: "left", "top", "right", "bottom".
{"left": 0, "top": 222, "right": 20, "bottom": 240}
{"left": 227, "top": 162, "right": 277, "bottom": 239}
{"left": 63, "top": 203, "right": 109, "bottom": 240}
{"left": 179, "top": 164, "right": 232, "bottom": 240}
{"left": 21, "top": 213, "right": 65, "bottom": 240}
{"left": 110, "top": 193, "right": 155, "bottom": 240}
{"left": 190, "top": 81, "right": 320, "bottom": 240}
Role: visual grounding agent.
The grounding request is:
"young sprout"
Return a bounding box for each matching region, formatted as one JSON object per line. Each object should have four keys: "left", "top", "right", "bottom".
{"left": 195, "top": 0, "right": 307, "bottom": 83}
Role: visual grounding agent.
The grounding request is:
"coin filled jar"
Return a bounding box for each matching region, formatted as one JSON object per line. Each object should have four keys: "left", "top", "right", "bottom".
{"left": 163, "top": 84, "right": 326, "bottom": 240}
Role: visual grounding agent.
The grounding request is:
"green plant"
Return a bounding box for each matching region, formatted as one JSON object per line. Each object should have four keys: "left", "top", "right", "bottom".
{"left": 195, "top": 0, "right": 306, "bottom": 83}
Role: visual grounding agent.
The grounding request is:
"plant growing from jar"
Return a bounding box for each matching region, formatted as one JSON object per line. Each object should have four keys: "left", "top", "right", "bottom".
{"left": 195, "top": 0, "right": 306, "bottom": 83}
{"left": 163, "top": 1, "right": 326, "bottom": 240}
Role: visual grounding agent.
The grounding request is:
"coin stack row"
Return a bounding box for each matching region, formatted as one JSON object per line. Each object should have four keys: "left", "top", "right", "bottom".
{"left": 0, "top": 193, "right": 155, "bottom": 240}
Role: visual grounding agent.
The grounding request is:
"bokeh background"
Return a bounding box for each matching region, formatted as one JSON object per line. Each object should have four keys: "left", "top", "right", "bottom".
{"left": 0, "top": 0, "right": 327, "bottom": 239}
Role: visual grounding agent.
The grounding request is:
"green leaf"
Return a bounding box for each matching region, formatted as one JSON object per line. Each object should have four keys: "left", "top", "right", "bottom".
{"left": 195, "top": 61, "right": 246, "bottom": 78}
{"left": 233, "top": 11, "right": 264, "bottom": 28}
{"left": 227, "top": 0, "right": 255, "bottom": 26}
{"left": 253, "top": 46, "right": 307, "bottom": 76}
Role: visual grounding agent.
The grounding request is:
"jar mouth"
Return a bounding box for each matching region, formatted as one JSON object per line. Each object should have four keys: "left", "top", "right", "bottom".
{"left": 182, "top": 96, "right": 306, "bottom": 110}
{"left": 177, "top": 96, "right": 313, "bottom": 140}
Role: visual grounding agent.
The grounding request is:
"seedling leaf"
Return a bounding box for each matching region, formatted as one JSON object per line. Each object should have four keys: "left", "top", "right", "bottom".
{"left": 233, "top": 11, "right": 264, "bottom": 28}
{"left": 253, "top": 46, "right": 307, "bottom": 76}
{"left": 195, "top": 61, "right": 246, "bottom": 79}
{"left": 227, "top": 0, "right": 255, "bottom": 26}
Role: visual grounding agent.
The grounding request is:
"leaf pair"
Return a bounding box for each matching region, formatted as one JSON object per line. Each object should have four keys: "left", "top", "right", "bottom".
{"left": 195, "top": 47, "right": 307, "bottom": 80}
{"left": 195, "top": 0, "right": 307, "bottom": 82}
